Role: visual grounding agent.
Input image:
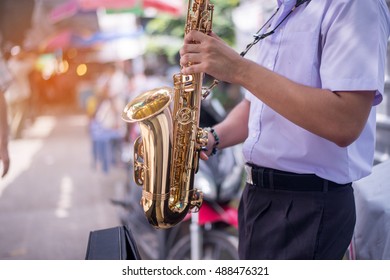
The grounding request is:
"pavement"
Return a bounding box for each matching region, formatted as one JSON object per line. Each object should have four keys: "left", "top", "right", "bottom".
{"left": 0, "top": 105, "right": 128, "bottom": 260}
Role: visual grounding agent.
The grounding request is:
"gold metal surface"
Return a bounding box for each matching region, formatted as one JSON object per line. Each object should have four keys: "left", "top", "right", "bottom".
{"left": 122, "top": 0, "right": 213, "bottom": 229}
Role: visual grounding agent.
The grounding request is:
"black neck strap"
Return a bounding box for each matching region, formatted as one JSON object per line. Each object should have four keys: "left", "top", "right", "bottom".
{"left": 240, "top": 0, "right": 311, "bottom": 57}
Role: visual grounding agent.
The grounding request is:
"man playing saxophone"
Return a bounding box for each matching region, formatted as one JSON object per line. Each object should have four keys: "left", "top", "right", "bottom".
{"left": 180, "top": 0, "right": 390, "bottom": 259}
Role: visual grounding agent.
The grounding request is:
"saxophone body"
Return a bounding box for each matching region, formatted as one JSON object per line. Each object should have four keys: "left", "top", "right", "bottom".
{"left": 122, "top": 0, "right": 214, "bottom": 229}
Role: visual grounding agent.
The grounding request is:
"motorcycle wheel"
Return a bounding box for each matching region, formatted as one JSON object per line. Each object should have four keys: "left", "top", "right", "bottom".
{"left": 167, "top": 229, "right": 239, "bottom": 260}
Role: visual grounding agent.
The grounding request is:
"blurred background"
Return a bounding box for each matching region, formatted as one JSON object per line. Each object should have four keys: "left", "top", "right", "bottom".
{"left": 0, "top": 0, "right": 389, "bottom": 260}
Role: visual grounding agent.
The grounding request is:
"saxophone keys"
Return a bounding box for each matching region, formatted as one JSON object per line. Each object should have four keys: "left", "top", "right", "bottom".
{"left": 190, "top": 188, "right": 203, "bottom": 212}
{"left": 197, "top": 128, "right": 208, "bottom": 148}
{"left": 133, "top": 136, "right": 145, "bottom": 186}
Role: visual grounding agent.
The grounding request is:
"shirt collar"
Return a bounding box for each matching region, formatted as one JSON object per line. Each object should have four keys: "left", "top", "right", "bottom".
{"left": 277, "top": 0, "right": 296, "bottom": 8}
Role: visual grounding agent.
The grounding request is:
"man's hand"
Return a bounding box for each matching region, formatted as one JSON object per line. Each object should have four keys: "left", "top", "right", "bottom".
{"left": 180, "top": 30, "right": 243, "bottom": 84}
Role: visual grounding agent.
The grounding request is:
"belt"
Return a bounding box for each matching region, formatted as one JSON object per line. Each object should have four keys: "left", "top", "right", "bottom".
{"left": 245, "top": 164, "right": 351, "bottom": 193}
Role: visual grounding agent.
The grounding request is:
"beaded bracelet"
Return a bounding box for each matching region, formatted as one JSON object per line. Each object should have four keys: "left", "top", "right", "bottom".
{"left": 205, "top": 127, "right": 220, "bottom": 156}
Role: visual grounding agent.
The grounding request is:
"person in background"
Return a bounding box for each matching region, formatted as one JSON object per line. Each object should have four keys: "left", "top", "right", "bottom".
{"left": 180, "top": 0, "right": 390, "bottom": 259}
{"left": 4, "top": 45, "right": 34, "bottom": 139}
{"left": 0, "top": 49, "right": 13, "bottom": 178}
{"left": 93, "top": 62, "right": 129, "bottom": 133}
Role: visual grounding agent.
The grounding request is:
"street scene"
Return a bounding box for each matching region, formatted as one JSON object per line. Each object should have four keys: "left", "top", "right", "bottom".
{"left": 0, "top": 105, "right": 124, "bottom": 259}
{"left": 0, "top": 0, "right": 246, "bottom": 260}
{"left": 0, "top": 0, "right": 390, "bottom": 262}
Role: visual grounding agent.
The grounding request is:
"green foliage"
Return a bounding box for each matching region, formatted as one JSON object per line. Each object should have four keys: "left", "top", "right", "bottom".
{"left": 144, "top": 0, "right": 240, "bottom": 64}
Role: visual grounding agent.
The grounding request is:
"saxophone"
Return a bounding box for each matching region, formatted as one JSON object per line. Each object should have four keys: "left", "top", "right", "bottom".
{"left": 121, "top": 0, "right": 214, "bottom": 229}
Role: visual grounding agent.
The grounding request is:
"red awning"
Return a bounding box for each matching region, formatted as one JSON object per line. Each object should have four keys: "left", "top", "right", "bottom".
{"left": 143, "top": 0, "right": 183, "bottom": 16}
{"left": 77, "top": 0, "right": 139, "bottom": 10}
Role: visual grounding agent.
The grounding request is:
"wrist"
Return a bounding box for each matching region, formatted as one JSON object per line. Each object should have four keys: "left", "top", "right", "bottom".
{"left": 234, "top": 57, "right": 258, "bottom": 86}
{"left": 205, "top": 127, "right": 220, "bottom": 156}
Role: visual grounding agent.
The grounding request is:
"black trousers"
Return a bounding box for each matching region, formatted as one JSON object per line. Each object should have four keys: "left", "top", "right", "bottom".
{"left": 238, "top": 167, "right": 356, "bottom": 260}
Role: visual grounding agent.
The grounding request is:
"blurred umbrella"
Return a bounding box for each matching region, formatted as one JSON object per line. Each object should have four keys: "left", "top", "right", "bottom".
{"left": 78, "top": 0, "right": 139, "bottom": 10}
{"left": 49, "top": 0, "right": 79, "bottom": 23}
{"left": 79, "top": 0, "right": 183, "bottom": 15}
{"left": 143, "top": 0, "right": 183, "bottom": 15}
{"left": 50, "top": 0, "right": 184, "bottom": 23}
{"left": 72, "top": 29, "right": 144, "bottom": 46}
{"left": 41, "top": 30, "right": 74, "bottom": 52}
{"left": 41, "top": 28, "right": 145, "bottom": 52}
{"left": 44, "top": 0, "right": 184, "bottom": 58}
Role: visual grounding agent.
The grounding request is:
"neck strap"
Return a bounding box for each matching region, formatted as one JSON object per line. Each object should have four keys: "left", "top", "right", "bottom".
{"left": 240, "top": 0, "right": 311, "bottom": 57}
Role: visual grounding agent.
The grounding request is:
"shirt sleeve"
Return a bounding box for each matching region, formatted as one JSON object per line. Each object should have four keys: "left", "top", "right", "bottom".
{"left": 243, "top": 87, "right": 254, "bottom": 102}
{"left": 320, "top": 0, "right": 390, "bottom": 105}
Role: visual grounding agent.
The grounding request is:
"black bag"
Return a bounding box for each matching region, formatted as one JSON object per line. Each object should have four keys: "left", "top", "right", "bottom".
{"left": 85, "top": 225, "right": 141, "bottom": 260}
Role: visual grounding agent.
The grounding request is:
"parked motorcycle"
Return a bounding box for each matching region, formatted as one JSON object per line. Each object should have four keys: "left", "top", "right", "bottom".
{"left": 167, "top": 142, "right": 243, "bottom": 260}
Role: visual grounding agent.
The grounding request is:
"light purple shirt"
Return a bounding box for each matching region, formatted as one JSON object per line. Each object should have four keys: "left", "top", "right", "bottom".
{"left": 243, "top": 0, "right": 390, "bottom": 184}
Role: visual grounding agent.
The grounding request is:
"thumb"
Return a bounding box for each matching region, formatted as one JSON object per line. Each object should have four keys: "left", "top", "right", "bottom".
{"left": 200, "top": 151, "right": 209, "bottom": 161}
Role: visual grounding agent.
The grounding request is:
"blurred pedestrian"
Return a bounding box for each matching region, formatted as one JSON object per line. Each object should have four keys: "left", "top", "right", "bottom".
{"left": 4, "top": 45, "right": 34, "bottom": 139}
{"left": 0, "top": 49, "right": 12, "bottom": 178}
{"left": 93, "top": 62, "right": 129, "bottom": 132}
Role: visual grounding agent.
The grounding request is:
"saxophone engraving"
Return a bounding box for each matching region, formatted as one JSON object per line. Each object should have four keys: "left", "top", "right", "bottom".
{"left": 122, "top": 0, "right": 214, "bottom": 229}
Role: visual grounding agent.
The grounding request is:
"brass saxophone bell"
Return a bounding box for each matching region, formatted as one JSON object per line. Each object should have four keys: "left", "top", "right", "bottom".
{"left": 122, "top": 87, "right": 173, "bottom": 123}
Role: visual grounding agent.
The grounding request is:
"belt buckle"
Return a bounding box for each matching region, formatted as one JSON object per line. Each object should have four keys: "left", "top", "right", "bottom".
{"left": 245, "top": 164, "right": 253, "bottom": 185}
